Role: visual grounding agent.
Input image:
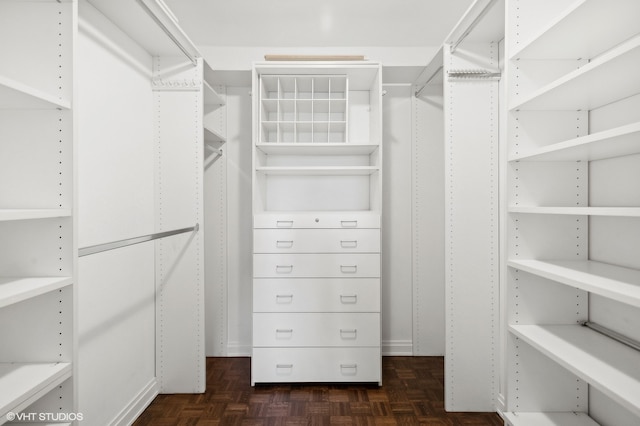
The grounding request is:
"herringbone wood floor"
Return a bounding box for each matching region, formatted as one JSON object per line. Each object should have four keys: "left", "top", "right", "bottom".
{"left": 133, "top": 357, "right": 504, "bottom": 425}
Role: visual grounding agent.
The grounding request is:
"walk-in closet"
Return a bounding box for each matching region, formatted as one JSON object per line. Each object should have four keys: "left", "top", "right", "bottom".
{"left": 1, "top": 0, "right": 638, "bottom": 425}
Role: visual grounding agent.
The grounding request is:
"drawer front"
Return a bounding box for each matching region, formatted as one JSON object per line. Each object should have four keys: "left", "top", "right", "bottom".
{"left": 254, "top": 229, "right": 380, "bottom": 253}
{"left": 253, "top": 278, "right": 380, "bottom": 312}
{"left": 252, "top": 347, "right": 381, "bottom": 384}
{"left": 253, "top": 253, "right": 380, "bottom": 278}
{"left": 253, "top": 313, "right": 380, "bottom": 347}
{"left": 254, "top": 212, "right": 380, "bottom": 229}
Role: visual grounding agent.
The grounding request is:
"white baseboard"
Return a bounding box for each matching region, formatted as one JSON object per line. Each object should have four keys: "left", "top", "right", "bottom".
{"left": 109, "top": 378, "right": 159, "bottom": 426}
{"left": 382, "top": 340, "right": 413, "bottom": 356}
{"left": 226, "top": 341, "right": 251, "bottom": 357}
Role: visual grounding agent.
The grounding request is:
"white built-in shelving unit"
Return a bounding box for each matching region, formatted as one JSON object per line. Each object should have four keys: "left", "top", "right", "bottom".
{"left": 251, "top": 62, "right": 382, "bottom": 385}
{"left": 504, "top": 1, "right": 640, "bottom": 425}
{"left": 0, "top": 0, "right": 76, "bottom": 423}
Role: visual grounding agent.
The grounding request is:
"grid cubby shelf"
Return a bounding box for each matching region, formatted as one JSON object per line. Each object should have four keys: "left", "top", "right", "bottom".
{"left": 509, "top": 324, "right": 640, "bottom": 417}
{"left": 256, "top": 143, "right": 378, "bottom": 156}
{"left": 0, "top": 362, "right": 72, "bottom": 422}
{"left": 510, "top": 34, "right": 640, "bottom": 111}
{"left": 510, "top": 0, "right": 640, "bottom": 60}
{"left": 260, "top": 75, "right": 349, "bottom": 143}
{"left": 504, "top": 411, "right": 599, "bottom": 426}
{"left": 508, "top": 259, "right": 640, "bottom": 309}
{"left": 0, "top": 277, "right": 73, "bottom": 310}
{"left": 509, "top": 121, "right": 640, "bottom": 162}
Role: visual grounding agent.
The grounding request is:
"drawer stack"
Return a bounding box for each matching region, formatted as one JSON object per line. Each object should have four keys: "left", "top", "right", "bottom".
{"left": 251, "top": 212, "right": 381, "bottom": 384}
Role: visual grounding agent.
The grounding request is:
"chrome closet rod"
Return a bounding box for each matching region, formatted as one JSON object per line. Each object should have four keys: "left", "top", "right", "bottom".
{"left": 580, "top": 321, "right": 640, "bottom": 353}
{"left": 136, "top": 0, "right": 198, "bottom": 66}
{"left": 414, "top": 65, "right": 444, "bottom": 98}
{"left": 448, "top": 0, "right": 499, "bottom": 53}
{"left": 79, "top": 224, "right": 199, "bottom": 257}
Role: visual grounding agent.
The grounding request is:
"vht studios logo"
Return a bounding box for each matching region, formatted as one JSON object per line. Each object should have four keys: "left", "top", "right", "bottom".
{"left": 6, "top": 411, "right": 84, "bottom": 421}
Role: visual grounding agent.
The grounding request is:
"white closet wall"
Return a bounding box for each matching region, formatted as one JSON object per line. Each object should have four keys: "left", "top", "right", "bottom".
{"left": 77, "top": 4, "right": 156, "bottom": 424}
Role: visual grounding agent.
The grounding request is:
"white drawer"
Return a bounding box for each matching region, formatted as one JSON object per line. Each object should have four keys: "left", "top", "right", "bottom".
{"left": 254, "top": 212, "right": 380, "bottom": 229}
{"left": 253, "top": 253, "right": 380, "bottom": 278}
{"left": 253, "top": 229, "right": 380, "bottom": 253}
{"left": 253, "top": 278, "right": 380, "bottom": 312}
{"left": 253, "top": 313, "right": 380, "bottom": 347}
{"left": 252, "top": 347, "right": 381, "bottom": 384}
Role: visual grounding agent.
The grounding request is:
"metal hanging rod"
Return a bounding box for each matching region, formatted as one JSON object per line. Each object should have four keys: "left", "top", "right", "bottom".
{"left": 79, "top": 224, "right": 199, "bottom": 257}
{"left": 580, "top": 321, "right": 640, "bottom": 353}
{"left": 414, "top": 65, "right": 444, "bottom": 98}
{"left": 448, "top": 0, "right": 499, "bottom": 54}
{"left": 136, "top": 0, "right": 199, "bottom": 66}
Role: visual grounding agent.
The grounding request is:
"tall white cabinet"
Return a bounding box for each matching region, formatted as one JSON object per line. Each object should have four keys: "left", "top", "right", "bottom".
{"left": 0, "top": 0, "right": 76, "bottom": 422}
{"left": 503, "top": 1, "right": 640, "bottom": 425}
{"left": 251, "top": 62, "right": 383, "bottom": 384}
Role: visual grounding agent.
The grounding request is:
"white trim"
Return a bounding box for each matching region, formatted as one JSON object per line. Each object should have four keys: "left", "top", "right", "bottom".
{"left": 227, "top": 342, "right": 252, "bottom": 357}
{"left": 109, "top": 378, "right": 159, "bottom": 426}
{"left": 382, "top": 340, "right": 413, "bottom": 356}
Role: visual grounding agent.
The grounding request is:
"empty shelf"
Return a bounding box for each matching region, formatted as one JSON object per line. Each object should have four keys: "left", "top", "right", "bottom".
{"left": 504, "top": 411, "right": 598, "bottom": 426}
{"left": 509, "top": 206, "right": 640, "bottom": 217}
{"left": 509, "top": 324, "right": 640, "bottom": 417}
{"left": 256, "top": 166, "right": 379, "bottom": 176}
{"left": 0, "top": 277, "right": 73, "bottom": 309}
{"left": 0, "top": 75, "right": 70, "bottom": 110}
{"left": 0, "top": 363, "right": 72, "bottom": 422}
{"left": 204, "top": 127, "right": 226, "bottom": 144}
{"left": 204, "top": 80, "right": 224, "bottom": 106}
{"left": 256, "top": 143, "right": 379, "bottom": 156}
{"left": 510, "top": 35, "right": 640, "bottom": 111}
{"left": 507, "top": 259, "right": 640, "bottom": 308}
{"left": 509, "top": 122, "right": 640, "bottom": 162}
{"left": 510, "top": 0, "right": 640, "bottom": 60}
{"left": 0, "top": 209, "right": 72, "bottom": 222}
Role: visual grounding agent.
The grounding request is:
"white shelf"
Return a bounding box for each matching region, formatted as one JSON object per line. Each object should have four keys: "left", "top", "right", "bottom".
{"left": 510, "top": 0, "right": 640, "bottom": 60}
{"left": 510, "top": 34, "right": 640, "bottom": 111}
{"left": 504, "top": 411, "right": 599, "bottom": 426}
{"left": 0, "top": 363, "right": 72, "bottom": 423}
{"left": 0, "top": 209, "right": 72, "bottom": 222}
{"left": 507, "top": 259, "right": 640, "bottom": 308}
{"left": 0, "top": 277, "right": 73, "bottom": 309}
{"left": 0, "top": 75, "right": 70, "bottom": 110}
{"left": 203, "top": 80, "right": 224, "bottom": 106}
{"left": 509, "top": 324, "right": 640, "bottom": 417}
{"left": 204, "top": 127, "right": 226, "bottom": 144}
{"left": 509, "top": 206, "right": 640, "bottom": 217}
{"left": 256, "top": 166, "right": 379, "bottom": 176}
{"left": 509, "top": 121, "right": 640, "bottom": 162}
{"left": 256, "top": 143, "right": 378, "bottom": 156}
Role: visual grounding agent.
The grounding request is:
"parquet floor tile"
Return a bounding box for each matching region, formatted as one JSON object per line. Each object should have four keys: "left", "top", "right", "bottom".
{"left": 133, "top": 357, "right": 503, "bottom": 426}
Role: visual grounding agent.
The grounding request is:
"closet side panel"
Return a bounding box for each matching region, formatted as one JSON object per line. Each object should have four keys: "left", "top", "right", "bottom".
{"left": 444, "top": 43, "right": 499, "bottom": 412}
{"left": 381, "top": 85, "right": 414, "bottom": 355}
{"left": 154, "top": 57, "right": 205, "bottom": 392}
{"left": 77, "top": 4, "right": 157, "bottom": 425}
{"left": 412, "top": 83, "right": 445, "bottom": 355}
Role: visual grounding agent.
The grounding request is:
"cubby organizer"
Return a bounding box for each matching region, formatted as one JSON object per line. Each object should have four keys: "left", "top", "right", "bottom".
{"left": 259, "top": 75, "right": 348, "bottom": 143}
{"left": 503, "top": 1, "right": 640, "bottom": 425}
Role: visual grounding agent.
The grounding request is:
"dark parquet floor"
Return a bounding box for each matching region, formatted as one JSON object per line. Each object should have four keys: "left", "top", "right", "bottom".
{"left": 133, "top": 357, "right": 504, "bottom": 426}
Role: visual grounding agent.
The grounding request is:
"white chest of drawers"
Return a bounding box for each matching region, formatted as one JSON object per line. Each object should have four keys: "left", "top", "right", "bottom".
{"left": 251, "top": 63, "right": 383, "bottom": 385}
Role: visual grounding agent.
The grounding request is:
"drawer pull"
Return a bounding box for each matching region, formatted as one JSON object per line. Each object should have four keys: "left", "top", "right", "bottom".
{"left": 340, "top": 240, "right": 358, "bottom": 248}
{"left": 276, "top": 364, "right": 293, "bottom": 369}
{"left": 276, "top": 240, "right": 294, "bottom": 248}
{"left": 276, "top": 328, "right": 293, "bottom": 333}
{"left": 340, "top": 364, "right": 358, "bottom": 375}
{"left": 341, "top": 220, "right": 358, "bottom": 228}
{"left": 340, "top": 294, "right": 358, "bottom": 304}
{"left": 276, "top": 220, "right": 294, "bottom": 228}
{"left": 276, "top": 265, "right": 294, "bottom": 273}
{"left": 276, "top": 294, "right": 294, "bottom": 303}
{"left": 340, "top": 265, "right": 358, "bottom": 274}
{"left": 340, "top": 363, "right": 357, "bottom": 369}
{"left": 340, "top": 329, "right": 358, "bottom": 339}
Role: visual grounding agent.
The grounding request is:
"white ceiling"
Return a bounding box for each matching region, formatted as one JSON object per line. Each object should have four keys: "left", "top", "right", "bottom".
{"left": 162, "top": 0, "right": 475, "bottom": 48}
